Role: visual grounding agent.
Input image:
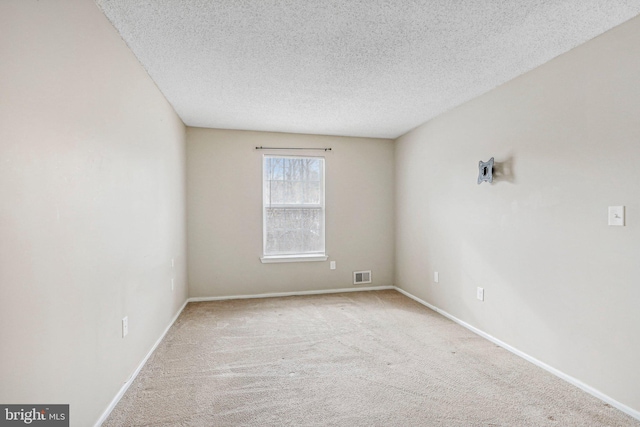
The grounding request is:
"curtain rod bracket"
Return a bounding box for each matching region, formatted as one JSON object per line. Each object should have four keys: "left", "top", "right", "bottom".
{"left": 255, "top": 146, "right": 331, "bottom": 151}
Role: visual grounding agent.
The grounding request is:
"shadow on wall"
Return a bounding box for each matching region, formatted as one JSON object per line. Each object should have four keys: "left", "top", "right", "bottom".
{"left": 493, "top": 155, "right": 516, "bottom": 184}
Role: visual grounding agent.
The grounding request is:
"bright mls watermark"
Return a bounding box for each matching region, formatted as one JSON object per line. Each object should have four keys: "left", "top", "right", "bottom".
{"left": 0, "top": 405, "right": 68, "bottom": 426}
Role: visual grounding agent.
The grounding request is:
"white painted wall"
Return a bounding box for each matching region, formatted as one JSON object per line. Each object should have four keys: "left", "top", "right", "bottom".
{"left": 187, "top": 128, "right": 394, "bottom": 297}
{"left": 395, "top": 15, "right": 640, "bottom": 414}
{"left": 0, "top": 1, "right": 187, "bottom": 426}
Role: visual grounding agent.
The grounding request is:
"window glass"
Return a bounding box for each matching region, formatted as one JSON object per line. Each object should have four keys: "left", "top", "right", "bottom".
{"left": 263, "top": 156, "right": 325, "bottom": 256}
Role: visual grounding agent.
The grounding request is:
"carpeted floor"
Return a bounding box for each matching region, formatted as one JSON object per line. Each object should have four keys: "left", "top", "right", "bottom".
{"left": 104, "top": 290, "right": 639, "bottom": 426}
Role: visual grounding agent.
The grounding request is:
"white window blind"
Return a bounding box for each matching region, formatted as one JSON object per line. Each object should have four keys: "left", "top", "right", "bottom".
{"left": 263, "top": 155, "right": 325, "bottom": 259}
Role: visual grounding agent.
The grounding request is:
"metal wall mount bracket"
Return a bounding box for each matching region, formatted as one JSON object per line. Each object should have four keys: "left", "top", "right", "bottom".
{"left": 478, "top": 157, "right": 494, "bottom": 184}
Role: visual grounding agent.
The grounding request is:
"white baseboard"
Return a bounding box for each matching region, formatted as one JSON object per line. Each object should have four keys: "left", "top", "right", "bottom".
{"left": 393, "top": 286, "right": 640, "bottom": 422}
{"left": 188, "top": 285, "right": 394, "bottom": 302}
{"left": 94, "top": 298, "right": 189, "bottom": 427}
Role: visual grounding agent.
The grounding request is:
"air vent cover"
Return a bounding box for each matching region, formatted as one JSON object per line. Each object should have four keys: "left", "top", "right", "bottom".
{"left": 353, "top": 270, "right": 372, "bottom": 285}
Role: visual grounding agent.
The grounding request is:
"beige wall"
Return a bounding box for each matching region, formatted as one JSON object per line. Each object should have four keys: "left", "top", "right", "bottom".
{"left": 0, "top": 1, "right": 187, "bottom": 426}
{"left": 187, "top": 128, "right": 394, "bottom": 297}
{"left": 395, "top": 15, "right": 640, "bottom": 413}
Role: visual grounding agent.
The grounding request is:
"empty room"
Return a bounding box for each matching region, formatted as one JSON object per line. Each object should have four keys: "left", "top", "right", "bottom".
{"left": 2, "top": 0, "right": 640, "bottom": 426}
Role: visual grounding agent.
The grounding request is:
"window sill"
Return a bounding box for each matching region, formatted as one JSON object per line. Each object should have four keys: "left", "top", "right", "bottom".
{"left": 260, "top": 254, "right": 328, "bottom": 264}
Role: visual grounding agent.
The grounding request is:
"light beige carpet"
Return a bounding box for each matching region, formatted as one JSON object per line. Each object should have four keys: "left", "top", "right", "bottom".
{"left": 104, "top": 290, "right": 639, "bottom": 426}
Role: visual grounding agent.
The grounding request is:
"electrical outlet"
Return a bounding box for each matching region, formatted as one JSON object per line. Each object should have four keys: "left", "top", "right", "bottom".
{"left": 171, "top": 257, "right": 175, "bottom": 268}
{"left": 122, "top": 316, "right": 128, "bottom": 337}
{"left": 477, "top": 287, "right": 484, "bottom": 301}
{"left": 434, "top": 271, "right": 439, "bottom": 283}
{"left": 330, "top": 261, "right": 336, "bottom": 270}
{"left": 171, "top": 279, "right": 175, "bottom": 291}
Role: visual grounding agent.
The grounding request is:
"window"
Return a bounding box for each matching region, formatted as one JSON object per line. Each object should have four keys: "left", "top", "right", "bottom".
{"left": 261, "top": 155, "right": 327, "bottom": 263}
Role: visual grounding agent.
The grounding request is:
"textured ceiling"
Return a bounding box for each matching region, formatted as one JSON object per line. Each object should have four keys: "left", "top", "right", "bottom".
{"left": 95, "top": 1, "right": 640, "bottom": 139}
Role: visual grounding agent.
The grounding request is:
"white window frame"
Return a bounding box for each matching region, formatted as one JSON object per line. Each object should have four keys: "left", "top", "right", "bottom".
{"left": 260, "top": 154, "right": 327, "bottom": 263}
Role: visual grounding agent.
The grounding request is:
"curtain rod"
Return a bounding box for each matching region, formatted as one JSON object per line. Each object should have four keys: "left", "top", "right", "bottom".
{"left": 255, "top": 146, "right": 332, "bottom": 151}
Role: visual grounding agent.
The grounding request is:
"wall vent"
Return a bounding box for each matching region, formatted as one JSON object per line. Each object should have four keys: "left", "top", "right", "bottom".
{"left": 353, "top": 270, "right": 372, "bottom": 285}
